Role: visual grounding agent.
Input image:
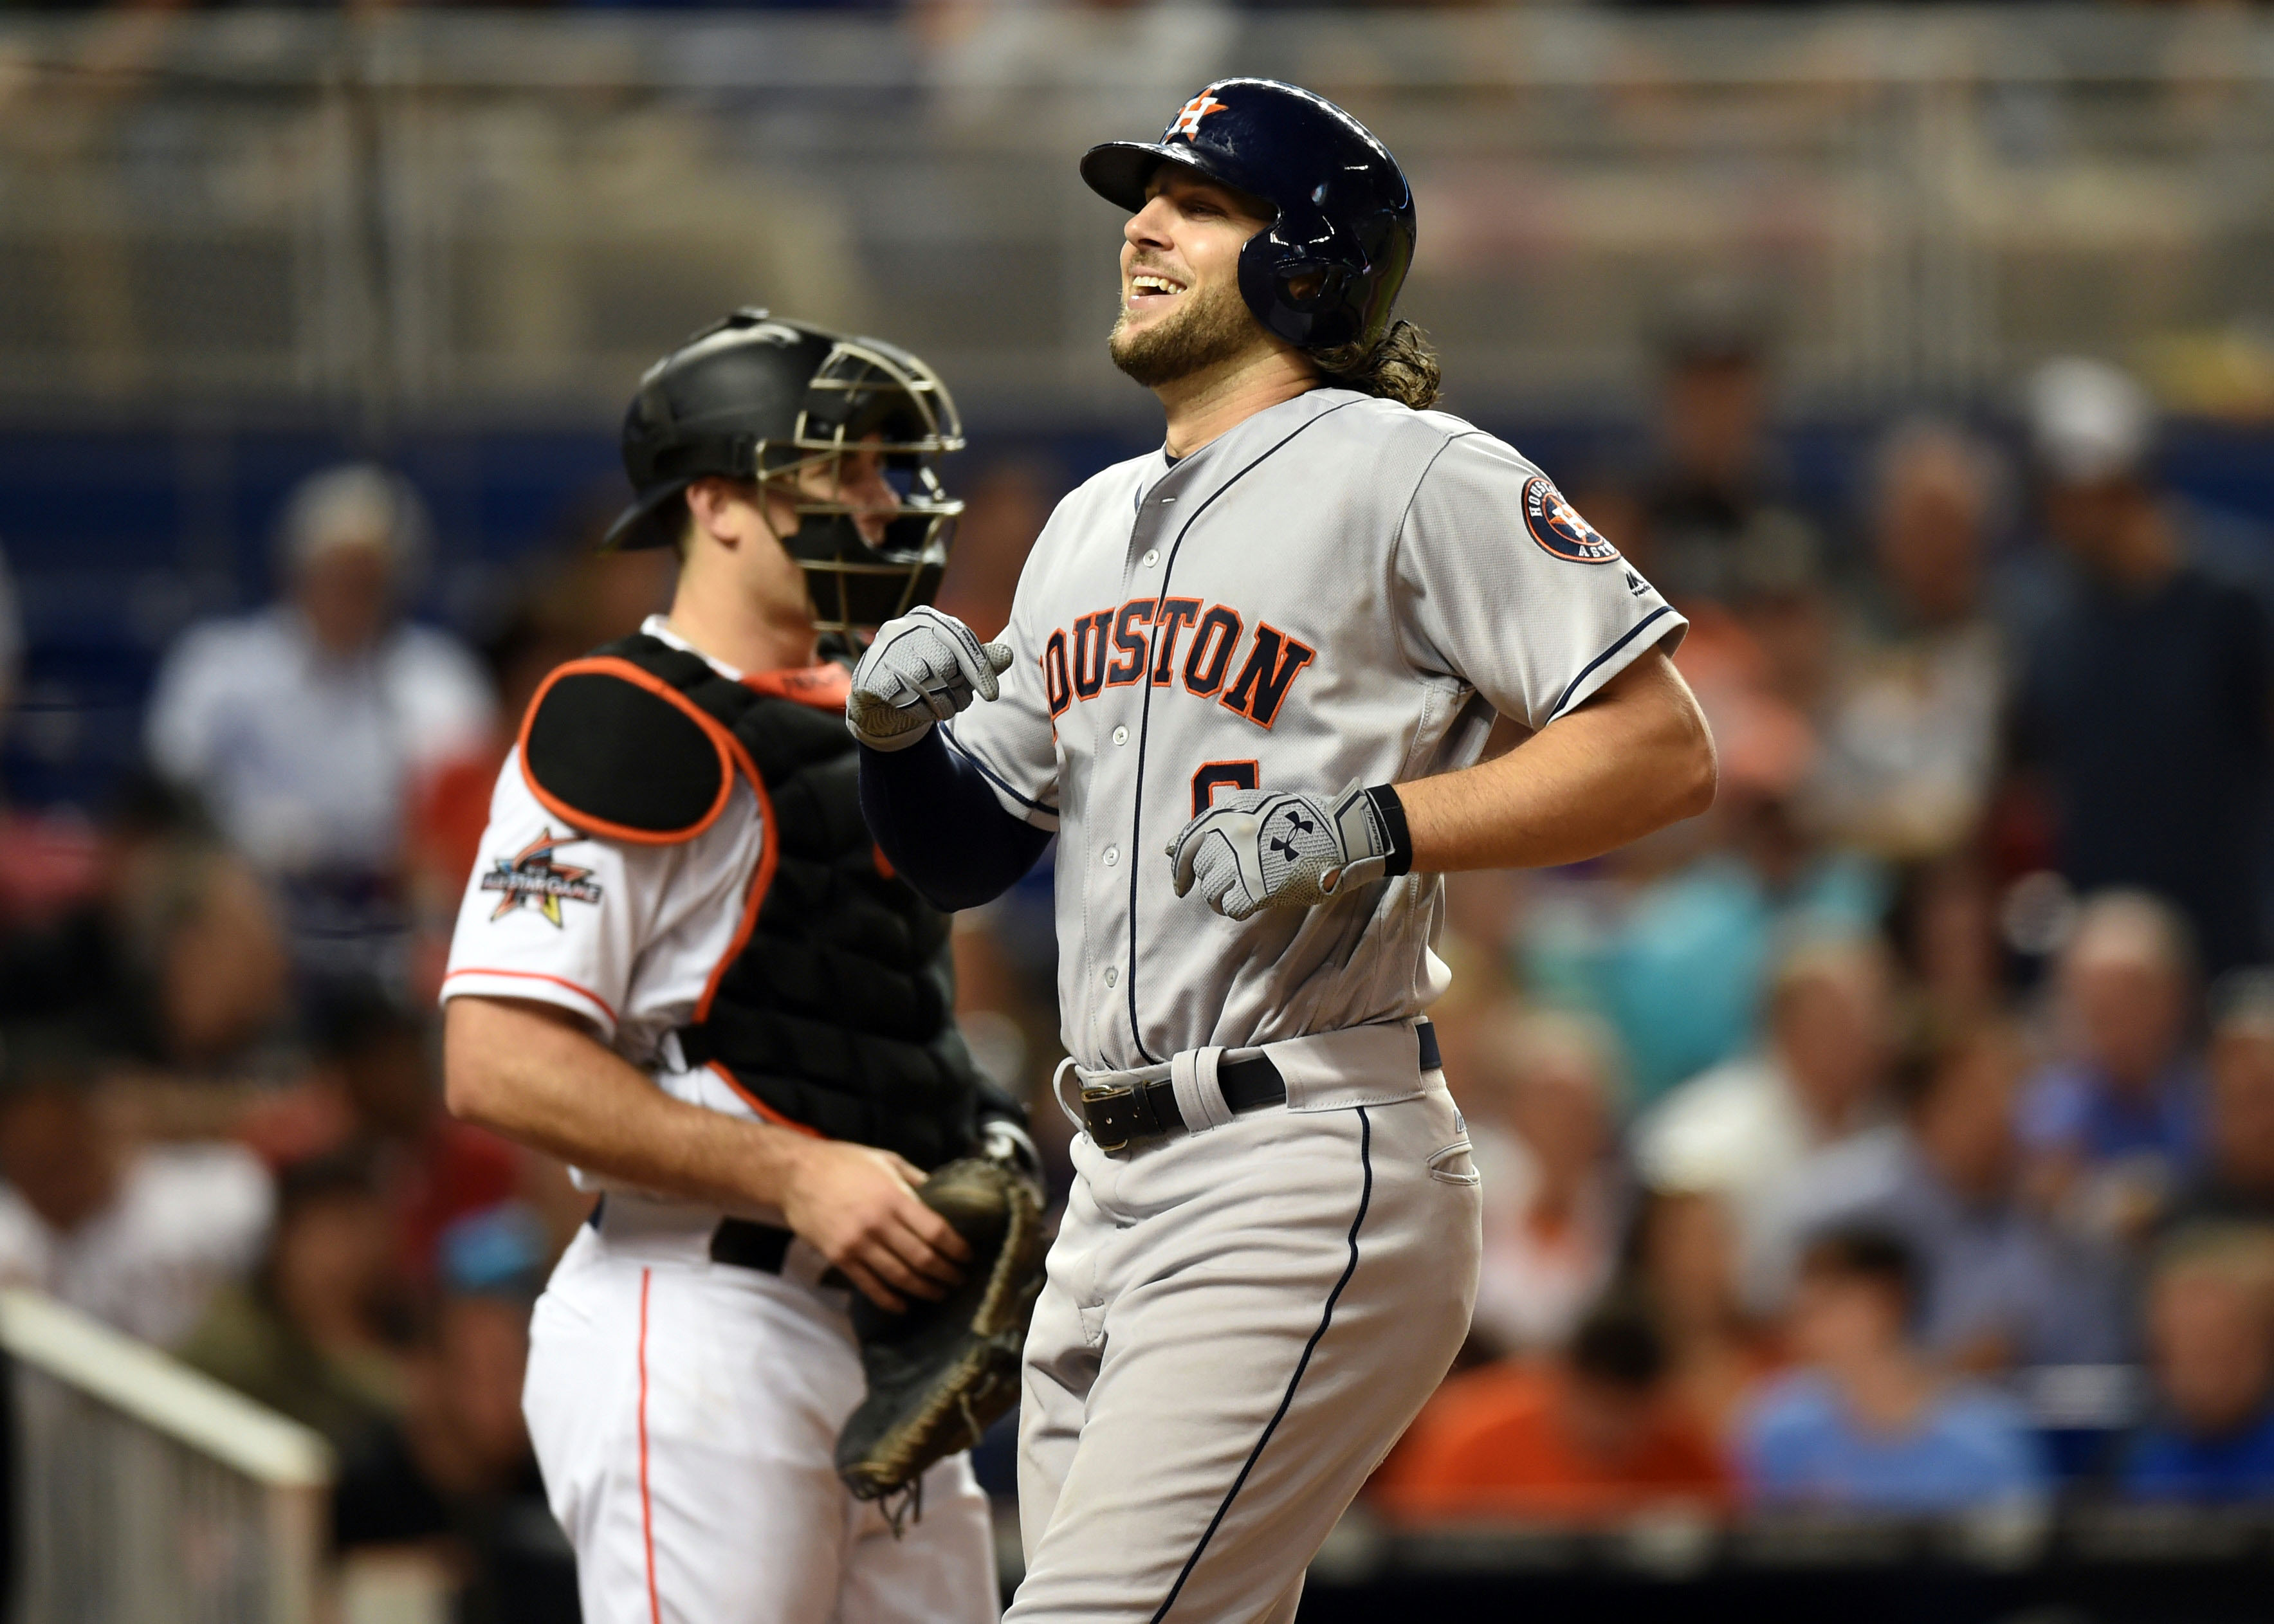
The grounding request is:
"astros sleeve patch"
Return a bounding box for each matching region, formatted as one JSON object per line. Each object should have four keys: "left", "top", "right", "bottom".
{"left": 519, "top": 657, "right": 737, "bottom": 844}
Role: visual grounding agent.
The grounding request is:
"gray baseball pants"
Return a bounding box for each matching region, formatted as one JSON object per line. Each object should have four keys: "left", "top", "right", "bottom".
{"left": 1007, "top": 1026, "right": 1481, "bottom": 1622}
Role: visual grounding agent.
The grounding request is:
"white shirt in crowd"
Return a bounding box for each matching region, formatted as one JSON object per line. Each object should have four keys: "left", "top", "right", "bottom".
{"left": 145, "top": 606, "right": 494, "bottom": 875}
{"left": 0, "top": 1145, "right": 274, "bottom": 1350}
{"left": 1635, "top": 1051, "right": 1889, "bottom": 1315}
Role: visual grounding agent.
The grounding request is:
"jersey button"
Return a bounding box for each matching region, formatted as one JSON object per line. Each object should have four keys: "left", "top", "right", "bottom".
{"left": 1141, "top": 549, "right": 1160, "bottom": 569}
{"left": 1103, "top": 845, "right": 1121, "bottom": 867}
{"left": 1105, "top": 967, "right": 1119, "bottom": 987}
{"left": 1112, "top": 725, "right": 1129, "bottom": 745}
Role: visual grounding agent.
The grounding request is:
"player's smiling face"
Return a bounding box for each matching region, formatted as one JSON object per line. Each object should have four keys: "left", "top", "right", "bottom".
{"left": 1109, "top": 166, "right": 1274, "bottom": 387}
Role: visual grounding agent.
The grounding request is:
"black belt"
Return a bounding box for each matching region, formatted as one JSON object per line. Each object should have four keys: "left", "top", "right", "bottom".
{"left": 1078, "top": 1021, "right": 1440, "bottom": 1154}
{"left": 585, "top": 1198, "right": 798, "bottom": 1277}
{"left": 711, "top": 1218, "right": 796, "bottom": 1274}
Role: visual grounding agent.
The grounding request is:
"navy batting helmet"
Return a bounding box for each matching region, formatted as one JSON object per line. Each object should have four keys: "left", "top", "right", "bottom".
{"left": 1080, "top": 79, "right": 1416, "bottom": 355}
{"left": 604, "top": 309, "right": 965, "bottom": 632}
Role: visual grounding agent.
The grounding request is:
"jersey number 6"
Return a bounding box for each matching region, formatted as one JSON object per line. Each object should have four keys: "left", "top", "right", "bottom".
{"left": 1191, "top": 760, "right": 1260, "bottom": 817}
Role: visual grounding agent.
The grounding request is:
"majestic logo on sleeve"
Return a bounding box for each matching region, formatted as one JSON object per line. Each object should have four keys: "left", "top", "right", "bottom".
{"left": 1522, "top": 476, "right": 1620, "bottom": 564}
{"left": 482, "top": 830, "right": 603, "bottom": 926}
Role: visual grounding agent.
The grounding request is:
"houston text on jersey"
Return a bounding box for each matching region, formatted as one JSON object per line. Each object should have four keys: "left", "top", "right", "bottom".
{"left": 1040, "top": 598, "right": 1317, "bottom": 729}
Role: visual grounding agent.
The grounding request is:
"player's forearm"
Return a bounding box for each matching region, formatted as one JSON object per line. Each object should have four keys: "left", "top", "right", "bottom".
{"left": 443, "top": 994, "right": 805, "bottom": 1214}
{"left": 1400, "top": 648, "right": 1715, "bottom": 872}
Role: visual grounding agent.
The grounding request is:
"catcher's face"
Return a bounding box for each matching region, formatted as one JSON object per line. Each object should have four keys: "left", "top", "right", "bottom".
{"left": 751, "top": 442, "right": 900, "bottom": 547}
{"left": 1110, "top": 167, "right": 1271, "bottom": 383}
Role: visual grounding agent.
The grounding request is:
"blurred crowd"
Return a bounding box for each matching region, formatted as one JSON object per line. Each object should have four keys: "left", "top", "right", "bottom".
{"left": 0, "top": 286, "right": 2269, "bottom": 1624}
{"left": 1352, "top": 303, "right": 2274, "bottom": 1524}
{"left": 0, "top": 473, "right": 678, "bottom": 1616}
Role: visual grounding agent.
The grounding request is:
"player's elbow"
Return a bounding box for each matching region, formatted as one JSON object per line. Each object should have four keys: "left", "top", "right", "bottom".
{"left": 441, "top": 1057, "right": 500, "bottom": 1130}
{"left": 441, "top": 999, "right": 515, "bottom": 1129}
{"left": 1669, "top": 706, "right": 1719, "bottom": 822}
{"left": 1635, "top": 649, "right": 1717, "bottom": 825}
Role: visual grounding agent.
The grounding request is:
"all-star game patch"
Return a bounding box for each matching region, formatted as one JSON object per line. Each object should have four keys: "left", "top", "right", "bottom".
{"left": 1521, "top": 475, "right": 1620, "bottom": 565}
{"left": 482, "top": 830, "right": 603, "bottom": 926}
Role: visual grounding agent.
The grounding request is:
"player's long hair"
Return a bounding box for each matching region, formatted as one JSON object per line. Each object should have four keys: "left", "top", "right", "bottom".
{"left": 1312, "top": 319, "right": 1442, "bottom": 412}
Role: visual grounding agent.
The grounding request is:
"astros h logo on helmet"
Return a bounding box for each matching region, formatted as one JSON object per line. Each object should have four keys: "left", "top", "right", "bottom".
{"left": 1168, "top": 93, "right": 1229, "bottom": 138}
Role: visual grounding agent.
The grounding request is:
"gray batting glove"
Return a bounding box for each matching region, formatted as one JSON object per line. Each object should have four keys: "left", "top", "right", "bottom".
{"left": 846, "top": 607, "right": 1015, "bottom": 752}
{"left": 1166, "top": 781, "right": 1400, "bottom": 922}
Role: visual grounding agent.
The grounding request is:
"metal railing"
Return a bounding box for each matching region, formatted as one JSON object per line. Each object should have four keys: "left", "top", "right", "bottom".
{"left": 0, "top": 6, "right": 2269, "bottom": 427}
{"left": 1, "top": 1289, "right": 331, "bottom": 1624}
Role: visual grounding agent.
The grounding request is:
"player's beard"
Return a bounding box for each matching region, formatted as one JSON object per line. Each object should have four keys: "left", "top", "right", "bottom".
{"left": 1108, "top": 275, "right": 1262, "bottom": 388}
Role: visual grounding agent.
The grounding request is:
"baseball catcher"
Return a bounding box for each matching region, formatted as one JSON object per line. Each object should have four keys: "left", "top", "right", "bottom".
{"left": 443, "top": 309, "right": 1043, "bottom": 1623}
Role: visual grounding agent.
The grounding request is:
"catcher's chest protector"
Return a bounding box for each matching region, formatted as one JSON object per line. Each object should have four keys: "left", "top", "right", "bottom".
{"left": 519, "top": 633, "right": 988, "bottom": 1169}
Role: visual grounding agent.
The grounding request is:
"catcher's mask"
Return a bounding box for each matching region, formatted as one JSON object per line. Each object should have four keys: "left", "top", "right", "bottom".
{"left": 603, "top": 309, "right": 966, "bottom": 635}
{"left": 775, "top": 337, "right": 965, "bottom": 635}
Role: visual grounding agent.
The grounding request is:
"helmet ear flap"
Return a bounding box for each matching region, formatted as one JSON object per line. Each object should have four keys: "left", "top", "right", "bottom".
{"left": 1236, "top": 229, "right": 1366, "bottom": 351}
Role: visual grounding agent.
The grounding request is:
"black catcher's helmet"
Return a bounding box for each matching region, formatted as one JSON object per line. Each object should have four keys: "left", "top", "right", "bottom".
{"left": 603, "top": 308, "right": 966, "bottom": 634}
{"left": 1079, "top": 79, "right": 1417, "bottom": 355}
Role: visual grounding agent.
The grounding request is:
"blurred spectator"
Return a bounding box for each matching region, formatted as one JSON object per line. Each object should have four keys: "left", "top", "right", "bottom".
{"left": 1631, "top": 1188, "right": 1784, "bottom": 1444}
{"left": 1738, "top": 1228, "right": 2049, "bottom": 1510}
{"left": 0, "top": 777, "right": 291, "bottom": 1071}
{"left": 2123, "top": 1225, "right": 2274, "bottom": 1501}
{"left": 1813, "top": 422, "right": 2009, "bottom": 860}
{"left": 2167, "top": 971, "right": 2274, "bottom": 1230}
{"left": 2009, "top": 358, "right": 2273, "bottom": 977}
{"left": 1881, "top": 857, "right": 2008, "bottom": 1036}
{"left": 2018, "top": 891, "right": 2206, "bottom": 1243}
{"left": 1373, "top": 1295, "right": 1727, "bottom": 1523}
{"left": 1467, "top": 1007, "right": 1629, "bottom": 1358}
{"left": 1638, "top": 280, "right": 1820, "bottom": 617}
{"left": 178, "top": 1152, "right": 405, "bottom": 1455}
{"left": 315, "top": 985, "right": 521, "bottom": 1292}
{"left": 0, "top": 1037, "right": 270, "bottom": 1348}
{"left": 1635, "top": 935, "right": 1898, "bottom": 1276}
{"left": 1761, "top": 1020, "right": 2127, "bottom": 1370}
{"left": 145, "top": 465, "right": 495, "bottom": 989}
{"left": 333, "top": 1205, "right": 551, "bottom": 1621}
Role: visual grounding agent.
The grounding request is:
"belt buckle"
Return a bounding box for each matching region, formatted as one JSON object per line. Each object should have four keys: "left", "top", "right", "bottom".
{"left": 1079, "top": 1082, "right": 1139, "bottom": 1153}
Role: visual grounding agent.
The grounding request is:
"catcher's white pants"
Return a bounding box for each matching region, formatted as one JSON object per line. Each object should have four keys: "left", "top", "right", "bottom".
{"left": 523, "top": 1214, "right": 999, "bottom": 1624}
{"left": 1009, "top": 1035, "right": 1481, "bottom": 1623}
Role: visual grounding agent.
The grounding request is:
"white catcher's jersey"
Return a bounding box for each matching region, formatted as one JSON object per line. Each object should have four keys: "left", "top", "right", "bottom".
{"left": 440, "top": 616, "right": 773, "bottom": 1148}
{"left": 948, "top": 387, "right": 1687, "bottom": 1072}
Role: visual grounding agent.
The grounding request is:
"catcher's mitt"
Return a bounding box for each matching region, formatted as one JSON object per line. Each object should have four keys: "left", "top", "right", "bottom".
{"left": 834, "top": 1156, "right": 1047, "bottom": 1508}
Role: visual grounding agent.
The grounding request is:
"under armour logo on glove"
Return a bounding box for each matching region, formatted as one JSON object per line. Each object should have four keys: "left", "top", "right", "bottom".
{"left": 1267, "top": 808, "right": 1317, "bottom": 864}
{"left": 847, "top": 607, "right": 1015, "bottom": 752}
{"left": 1167, "top": 781, "right": 1413, "bottom": 922}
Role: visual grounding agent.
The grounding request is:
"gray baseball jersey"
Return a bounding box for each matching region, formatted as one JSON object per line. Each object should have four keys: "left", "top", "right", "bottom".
{"left": 948, "top": 385, "right": 1687, "bottom": 1072}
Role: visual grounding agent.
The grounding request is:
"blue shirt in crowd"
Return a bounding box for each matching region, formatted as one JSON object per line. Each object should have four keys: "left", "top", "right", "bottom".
{"left": 1739, "top": 1371, "right": 2050, "bottom": 1510}
{"left": 1765, "top": 1132, "right": 2131, "bottom": 1367}
{"left": 2123, "top": 1405, "right": 2274, "bottom": 1501}
{"left": 2017, "top": 1057, "right": 2206, "bottom": 1174}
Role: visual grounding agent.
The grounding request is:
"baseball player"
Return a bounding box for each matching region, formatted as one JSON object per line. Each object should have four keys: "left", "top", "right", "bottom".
{"left": 847, "top": 82, "right": 1718, "bottom": 1620}
{"left": 440, "top": 311, "right": 1035, "bottom": 1624}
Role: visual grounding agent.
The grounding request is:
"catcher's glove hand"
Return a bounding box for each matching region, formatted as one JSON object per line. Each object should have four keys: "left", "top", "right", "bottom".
{"left": 834, "top": 1156, "right": 1047, "bottom": 1511}
{"left": 846, "top": 607, "right": 1014, "bottom": 751}
{"left": 1166, "top": 780, "right": 1413, "bottom": 921}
